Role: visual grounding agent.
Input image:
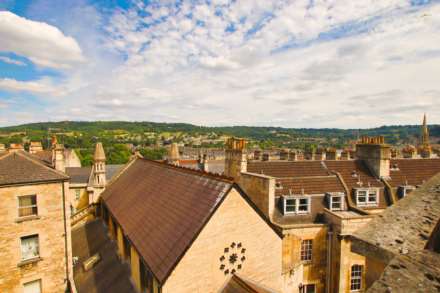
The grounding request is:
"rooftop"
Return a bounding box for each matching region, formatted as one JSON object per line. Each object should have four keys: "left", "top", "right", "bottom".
{"left": 101, "top": 157, "right": 234, "bottom": 284}
{"left": 0, "top": 151, "right": 68, "bottom": 186}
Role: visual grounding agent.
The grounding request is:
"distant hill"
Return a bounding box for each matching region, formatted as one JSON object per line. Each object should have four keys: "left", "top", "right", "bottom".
{"left": 1, "top": 120, "right": 439, "bottom": 148}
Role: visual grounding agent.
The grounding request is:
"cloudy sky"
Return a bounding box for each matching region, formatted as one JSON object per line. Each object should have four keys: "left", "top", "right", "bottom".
{"left": 0, "top": 0, "right": 439, "bottom": 128}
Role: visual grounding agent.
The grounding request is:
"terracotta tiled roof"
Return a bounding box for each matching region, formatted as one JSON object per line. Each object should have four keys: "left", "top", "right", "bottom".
{"left": 275, "top": 176, "right": 345, "bottom": 196}
{"left": 0, "top": 151, "right": 68, "bottom": 186}
{"left": 221, "top": 274, "right": 280, "bottom": 293}
{"left": 387, "top": 158, "right": 440, "bottom": 187}
{"left": 247, "top": 161, "right": 329, "bottom": 177}
{"left": 324, "top": 160, "right": 386, "bottom": 209}
{"left": 101, "top": 158, "right": 233, "bottom": 284}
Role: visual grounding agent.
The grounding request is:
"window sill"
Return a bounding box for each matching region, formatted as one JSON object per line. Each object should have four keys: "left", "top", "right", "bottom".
{"left": 301, "top": 260, "right": 312, "bottom": 265}
{"left": 15, "top": 215, "right": 40, "bottom": 223}
{"left": 17, "top": 257, "right": 42, "bottom": 267}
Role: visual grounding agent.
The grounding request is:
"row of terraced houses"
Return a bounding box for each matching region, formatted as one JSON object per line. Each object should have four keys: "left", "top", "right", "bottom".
{"left": 0, "top": 116, "right": 439, "bottom": 293}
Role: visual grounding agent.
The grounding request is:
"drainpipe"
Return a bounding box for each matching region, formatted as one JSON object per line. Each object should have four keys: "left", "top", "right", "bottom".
{"left": 62, "top": 182, "right": 70, "bottom": 292}
{"left": 326, "top": 228, "right": 333, "bottom": 293}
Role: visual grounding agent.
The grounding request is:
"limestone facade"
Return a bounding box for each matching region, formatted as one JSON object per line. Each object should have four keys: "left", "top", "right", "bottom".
{"left": 0, "top": 182, "right": 72, "bottom": 293}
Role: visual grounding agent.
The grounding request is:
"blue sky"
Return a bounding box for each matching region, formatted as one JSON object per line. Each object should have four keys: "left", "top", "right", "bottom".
{"left": 1, "top": 0, "right": 440, "bottom": 128}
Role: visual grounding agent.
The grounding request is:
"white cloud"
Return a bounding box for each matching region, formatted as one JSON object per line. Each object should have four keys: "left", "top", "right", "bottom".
{"left": 0, "top": 78, "right": 66, "bottom": 96}
{"left": 0, "top": 56, "right": 26, "bottom": 66}
{"left": 2, "top": 1, "right": 440, "bottom": 128}
{"left": 0, "top": 11, "right": 85, "bottom": 69}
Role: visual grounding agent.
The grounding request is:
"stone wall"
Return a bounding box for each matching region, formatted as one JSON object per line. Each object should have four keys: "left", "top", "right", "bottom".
{"left": 0, "top": 182, "right": 71, "bottom": 293}
{"left": 163, "top": 188, "right": 283, "bottom": 293}
{"left": 239, "top": 172, "right": 275, "bottom": 219}
{"left": 282, "top": 225, "right": 328, "bottom": 293}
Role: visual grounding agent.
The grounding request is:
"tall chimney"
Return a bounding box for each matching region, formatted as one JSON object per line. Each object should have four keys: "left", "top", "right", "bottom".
{"left": 254, "top": 150, "right": 261, "bottom": 161}
{"left": 168, "top": 143, "right": 180, "bottom": 166}
{"left": 356, "top": 136, "right": 390, "bottom": 179}
{"left": 224, "top": 137, "right": 247, "bottom": 181}
{"left": 53, "top": 144, "right": 66, "bottom": 172}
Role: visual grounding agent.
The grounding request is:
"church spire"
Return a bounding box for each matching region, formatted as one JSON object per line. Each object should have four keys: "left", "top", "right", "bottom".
{"left": 422, "top": 113, "right": 430, "bottom": 146}
{"left": 419, "top": 113, "right": 432, "bottom": 158}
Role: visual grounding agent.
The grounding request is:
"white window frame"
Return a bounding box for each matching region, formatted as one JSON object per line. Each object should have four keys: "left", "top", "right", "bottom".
{"left": 18, "top": 194, "right": 38, "bottom": 218}
{"left": 300, "top": 239, "right": 313, "bottom": 262}
{"left": 398, "top": 185, "right": 415, "bottom": 198}
{"left": 20, "top": 234, "right": 40, "bottom": 261}
{"left": 355, "top": 188, "right": 379, "bottom": 207}
{"left": 283, "top": 196, "right": 311, "bottom": 215}
{"left": 327, "top": 192, "right": 345, "bottom": 211}
{"left": 300, "top": 283, "right": 316, "bottom": 293}
{"left": 23, "top": 279, "right": 42, "bottom": 293}
{"left": 75, "top": 189, "right": 81, "bottom": 200}
{"left": 350, "top": 264, "right": 363, "bottom": 291}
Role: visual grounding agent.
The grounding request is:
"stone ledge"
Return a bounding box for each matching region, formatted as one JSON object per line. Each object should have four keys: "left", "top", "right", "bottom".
{"left": 17, "top": 257, "right": 42, "bottom": 267}
{"left": 15, "top": 215, "right": 41, "bottom": 223}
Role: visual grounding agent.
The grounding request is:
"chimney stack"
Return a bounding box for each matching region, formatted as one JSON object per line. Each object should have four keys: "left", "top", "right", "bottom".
{"left": 288, "top": 150, "right": 297, "bottom": 161}
{"left": 168, "top": 143, "right": 180, "bottom": 166}
{"left": 53, "top": 144, "right": 65, "bottom": 172}
{"left": 326, "top": 148, "right": 337, "bottom": 160}
{"left": 279, "top": 149, "right": 289, "bottom": 160}
{"left": 254, "top": 150, "right": 261, "bottom": 161}
{"left": 0, "top": 144, "right": 5, "bottom": 153}
{"left": 356, "top": 136, "right": 390, "bottom": 179}
{"left": 29, "top": 141, "right": 43, "bottom": 154}
{"left": 224, "top": 137, "right": 247, "bottom": 181}
{"left": 9, "top": 143, "right": 24, "bottom": 152}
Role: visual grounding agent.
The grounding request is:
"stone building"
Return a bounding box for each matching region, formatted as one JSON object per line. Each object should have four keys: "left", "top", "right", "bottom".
{"left": 223, "top": 117, "right": 440, "bottom": 292}
{"left": 351, "top": 173, "right": 440, "bottom": 292}
{"left": 84, "top": 157, "right": 283, "bottom": 293}
{"left": 65, "top": 143, "right": 124, "bottom": 213}
{"left": 0, "top": 151, "right": 73, "bottom": 293}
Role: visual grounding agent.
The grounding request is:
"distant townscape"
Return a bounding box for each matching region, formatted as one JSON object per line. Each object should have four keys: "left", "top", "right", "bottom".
{"left": 0, "top": 115, "right": 439, "bottom": 293}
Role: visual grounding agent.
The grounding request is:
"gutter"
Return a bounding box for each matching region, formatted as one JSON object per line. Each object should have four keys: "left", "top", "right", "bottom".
{"left": 61, "top": 182, "right": 72, "bottom": 292}
{"left": 326, "top": 229, "right": 333, "bottom": 293}
{"left": 381, "top": 178, "right": 397, "bottom": 205}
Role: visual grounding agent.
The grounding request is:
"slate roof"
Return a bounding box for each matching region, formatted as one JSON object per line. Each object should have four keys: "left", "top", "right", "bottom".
{"left": 275, "top": 175, "right": 345, "bottom": 196}
{"left": 0, "top": 151, "right": 68, "bottom": 186}
{"left": 101, "top": 158, "right": 234, "bottom": 284}
{"left": 66, "top": 165, "right": 124, "bottom": 185}
{"left": 221, "top": 274, "right": 280, "bottom": 293}
{"left": 66, "top": 167, "right": 92, "bottom": 184}
{"left": 387, "top": 158, "right": 440, "bottom": 187}
{"left": 351, "top": 174, "right": 440, "bottom": 292}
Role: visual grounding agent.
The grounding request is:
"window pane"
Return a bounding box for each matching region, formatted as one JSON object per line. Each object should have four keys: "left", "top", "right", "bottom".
{"left": 23, "top": 279, "right": 41, "bottom": 293}
{"left": 18, "top": 195, "right": 37, "bottom": 217}
{"left": 301, "top": 239, "right": 313, "bottom": 261}
{"left": 285, "top": 199, "right": 296, "bottom": 213}
{"left": 350, "top": 265, "right": 363, "bottom": 291}
{"left": 306, "top": 284, "right": 316, "bottom": 293}
{"left": 21, "top": 235, "right": 39, "bottom": 260}
{"left": 298, "top": 198, "right": 309, "bottom": 212}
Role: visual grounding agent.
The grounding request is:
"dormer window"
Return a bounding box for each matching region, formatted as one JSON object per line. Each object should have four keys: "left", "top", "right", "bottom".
{"left": 282, "top": 196, "right": 310, "bottom": 215}
{"left": 390, "top": 163, "right": 399, "bottom": 171}
{"left": 355, "top": 188, "right": 379, "bottom": 207}
{"left": 327, "top": 192, "right": 345, "bottom": 211}
{"left": 397, "top": 185, "right": 415, "bottom": 198}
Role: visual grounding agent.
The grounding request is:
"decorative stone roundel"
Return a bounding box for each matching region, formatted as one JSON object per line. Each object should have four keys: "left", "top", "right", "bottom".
{"left": 219, "top": 242, "right": 246, "bottom": 275}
